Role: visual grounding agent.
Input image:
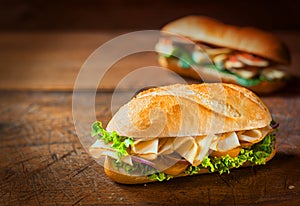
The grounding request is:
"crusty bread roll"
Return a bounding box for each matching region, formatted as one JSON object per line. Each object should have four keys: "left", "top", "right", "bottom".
{"left": 91, "top": 83, "right": 277, "bottom": 184}
{"left": 107, "top": 83, "right": 271, "bottom": 138}
{"left": 158, "top": 56, "right": 287, "bottom": 94}
{"left": 156, "top": 15, "right": 290, "bottom": 94}
{"left": 162, "top": 15, "right": 290, "bottom": 65}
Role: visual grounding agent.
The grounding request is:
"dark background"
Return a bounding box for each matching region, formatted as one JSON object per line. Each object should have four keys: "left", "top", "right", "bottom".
{"left": 1, "top": 0, "right": 300, "bottom": 31}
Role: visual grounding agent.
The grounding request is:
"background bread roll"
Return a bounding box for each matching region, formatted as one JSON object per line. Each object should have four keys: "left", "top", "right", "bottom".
{"left": 162, "top": 15, "right": 290, "bottom": 65}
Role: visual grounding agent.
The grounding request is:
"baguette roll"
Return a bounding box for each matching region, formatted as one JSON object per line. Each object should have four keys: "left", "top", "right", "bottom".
{"left": 90, "top": 83, "right": 278, "bottom": 184}
{"left": 156, "top": 16, "right": 291, "bottom": 93}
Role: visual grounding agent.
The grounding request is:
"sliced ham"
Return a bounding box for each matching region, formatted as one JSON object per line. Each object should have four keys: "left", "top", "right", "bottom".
{"left": 238, "top": 125, "right": 272, "bottom": 144}
{"left": 217, "top": 132, "right": 240, "bottom": 152}
{"left": 158, "top": 137, "right": 175, "bottom": 155}
{"left": 90, "top": 125, "right": 272, "bottom": 168}
{"left": 89, "top": 139, "right": 133, "bottom": 165}
{"left": 132, "top": 139, "right": 159, "bottom": 160}
{"left": 193, "top": 135, "right": 214, "bottom": 166}
{"left": 173, "top": 136, "right": 198, "bottom": 165}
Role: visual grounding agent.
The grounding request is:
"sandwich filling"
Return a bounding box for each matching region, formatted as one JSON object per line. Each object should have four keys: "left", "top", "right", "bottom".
{"left": 155, "top": 37, "right": 288, "bottom": 86}
{"left": 89, "top": 121, "right": 277, "bottom": 182}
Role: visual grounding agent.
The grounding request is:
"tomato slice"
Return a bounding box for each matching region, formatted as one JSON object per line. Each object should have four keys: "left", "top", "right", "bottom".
{"left": 229, "top": 55, "right": 238, "bottom": 62}
{"left": 161, "top": 38, "right": 172, "bottom": 45}
{"left": 236, "top": 53, "right": 269, "bottom": 67}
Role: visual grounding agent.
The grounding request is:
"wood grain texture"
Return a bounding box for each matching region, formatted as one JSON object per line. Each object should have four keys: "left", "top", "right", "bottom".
{"left": 0, "top": 31, "right": 299, "bottom": 91}
{"left": 0, "top": 90, "right": 299, "bottom": 205}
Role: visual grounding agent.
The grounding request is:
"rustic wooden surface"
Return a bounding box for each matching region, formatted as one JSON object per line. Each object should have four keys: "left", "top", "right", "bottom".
{"left": 0, "top": 32, "right": 300, "bottom": 91}
{"left": 0, "top": 31, "right": 300, "bottom": 205}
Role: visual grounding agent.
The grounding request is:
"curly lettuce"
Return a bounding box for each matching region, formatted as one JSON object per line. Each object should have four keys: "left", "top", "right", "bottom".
{"left": 109, "top": 133, "right": 275, "bottom": 182}
{"left": 185, "top": 133, "right": 276, "bottom": 175}
{"left": 148, "top": 172, "right": 173, "bottom": 182}
{"left": 110, "top": 157, "right": 158, "bottom": 176}
{"left": 91, "top": 121, "right": 134, "bottom": 162}
{"left": 91, "top": 121, "right": 276, "bottom": 182}
{"left": 161, "top": 46, "right": 263, "bottom": 87}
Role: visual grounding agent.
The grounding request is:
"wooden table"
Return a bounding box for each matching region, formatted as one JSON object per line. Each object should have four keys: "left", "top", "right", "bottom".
{"left": 0, "top": 31, "right": 299, "bottom": 205}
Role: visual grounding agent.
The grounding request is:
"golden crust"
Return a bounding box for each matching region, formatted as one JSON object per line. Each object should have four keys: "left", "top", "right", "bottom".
{"left": 103, "top": 156, "right": 209, "bottom": 184}
{"left": 107, "top": 83, "right": 272, "bottom": 138}
{"left": 158, "top": 56, "right": 287, "bottom": 94}
{"left": 162, "top": 15, "right": 290, "bottom": 65}
{"left": 104, "top": 158, "right": 155, "bottom": 184}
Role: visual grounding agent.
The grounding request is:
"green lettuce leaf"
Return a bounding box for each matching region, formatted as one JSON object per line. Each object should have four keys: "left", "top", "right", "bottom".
{"left": 91, "top": 121, "right": 134, "bottom": 162}
{"left": 148, "top": 172, "right": 173, "bottom": 182}
{"left": 110, "top": 157, "right": 174, "bottom": 182}
{"left": 163, "top": 47, "right": 196, "bottom": 69}
{"left": 207, "top": 64, "right": 262, "bottom": 87}
{"left": 162, "top": 48, "right": 263, "bottom": 86}
{"left": 110, "top": 157, "right": 158, "bottom": 175}
{"left": 185, "top": 133, "right": 276, "bottom": 175}
{"left": 92, "top": 121, "right": 276, "bottom": 182}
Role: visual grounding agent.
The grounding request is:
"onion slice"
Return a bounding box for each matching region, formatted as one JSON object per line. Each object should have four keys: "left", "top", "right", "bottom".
{"left": 131, "top": 156, "right": 156, "bottom": 168}
{"left": 271, "top": 122, "right": 279, "bottom": 129}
